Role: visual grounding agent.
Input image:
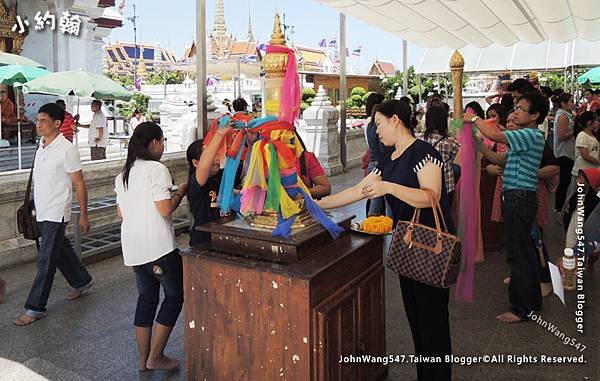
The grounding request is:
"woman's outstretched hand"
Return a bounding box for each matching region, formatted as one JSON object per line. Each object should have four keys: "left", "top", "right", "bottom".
{"left": 361, "top": 180, "right": 389, "bottom": 199}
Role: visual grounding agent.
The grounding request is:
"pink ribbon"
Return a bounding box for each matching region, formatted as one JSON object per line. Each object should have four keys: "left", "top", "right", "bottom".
{"left": 265, "top": 45, "right": 301, "bottom": 124}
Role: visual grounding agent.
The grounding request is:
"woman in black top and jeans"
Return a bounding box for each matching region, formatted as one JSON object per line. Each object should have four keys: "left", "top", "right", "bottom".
{"left": 318, "top": 100, "right": 454, "bottom": 381}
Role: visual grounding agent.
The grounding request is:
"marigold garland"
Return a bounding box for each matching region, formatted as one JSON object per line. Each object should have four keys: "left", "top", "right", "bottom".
{"left": 362, "top": 216, "right": 393, "bottom": 234}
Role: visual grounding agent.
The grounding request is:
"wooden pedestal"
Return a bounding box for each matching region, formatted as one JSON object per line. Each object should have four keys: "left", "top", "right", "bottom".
{"left": 182, "top": 216, "right": 387, "bottom": 381}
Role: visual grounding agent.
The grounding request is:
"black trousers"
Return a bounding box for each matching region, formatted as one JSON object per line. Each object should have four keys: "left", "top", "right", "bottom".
{"left": 399, "top": 275, "right": 451, "bottom": 381}
{"left": 503, "top": 190, "right": 542, "bottom": 319}
{"left": 555, "top": 156, "right": 574, "bottom": 211}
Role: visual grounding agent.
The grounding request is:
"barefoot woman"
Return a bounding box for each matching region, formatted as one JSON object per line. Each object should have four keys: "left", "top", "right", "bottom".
{"left": 115, "top": 122, "right": 188, "bottom": 371}
{"left": 318, "top": 100, "right": 453, "bottom": 381}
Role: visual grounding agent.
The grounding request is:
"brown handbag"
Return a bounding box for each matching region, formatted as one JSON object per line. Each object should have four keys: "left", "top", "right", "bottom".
{"left": 17, "top": 148, "right": 40, "bottom": 241}
{"left": 386, "top": 189, "right": 461, "bottom": 288}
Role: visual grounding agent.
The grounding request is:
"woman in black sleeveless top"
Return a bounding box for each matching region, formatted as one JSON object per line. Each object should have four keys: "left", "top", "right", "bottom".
{"left": 318, "top": 100, "right": 454, "bottom": 381}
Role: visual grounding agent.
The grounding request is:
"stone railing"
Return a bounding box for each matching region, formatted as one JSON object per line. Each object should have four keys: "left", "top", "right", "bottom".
{"left": 0, "top": 152, "right": 190, "bottom": 270}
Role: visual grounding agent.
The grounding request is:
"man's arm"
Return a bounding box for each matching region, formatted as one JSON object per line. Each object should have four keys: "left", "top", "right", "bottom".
{"left": 70, "top": 170, "right": 90, "bottom": 234}
{"left": 464, "top": 111, "right": 509, "bottom": 145}
{"left": 96, "top": 126, "right": 104, "bottom": 144}
{"left": 539, "top": 165, "right": 559, "bottom": 180}
{"left": 479, "top": 143, "right": 507, "bottom": 167}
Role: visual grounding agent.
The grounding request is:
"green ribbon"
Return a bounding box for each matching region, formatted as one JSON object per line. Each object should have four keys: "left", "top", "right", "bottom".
{"left": 264, "top": 144, "right": 282, "bottom": 212}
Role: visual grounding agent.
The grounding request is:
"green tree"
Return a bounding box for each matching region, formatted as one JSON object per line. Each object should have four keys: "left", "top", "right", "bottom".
{"left": 351, "top": 86, "right": 366, "bottom": 97}
{"left": 146, "top": 69, "right": 186, "bottom": 85}
{"left": 539, "top": 71, "right": 566, "bottom": 91}
{"left": 302, "top": 87, "right": 316, "bottom": 105}
{"left": 116, "top": 92, "right": 150, "bottom": 121}
{"left": 104, "top": 71, "right": 133, "bottom": 88}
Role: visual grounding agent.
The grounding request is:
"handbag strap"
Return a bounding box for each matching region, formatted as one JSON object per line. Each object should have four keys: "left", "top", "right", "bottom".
{"left": 23, "top": 142, "right": 39, "bottom": 203}
{"left": 409, "top": 189, "right": 449, "bottom": 233}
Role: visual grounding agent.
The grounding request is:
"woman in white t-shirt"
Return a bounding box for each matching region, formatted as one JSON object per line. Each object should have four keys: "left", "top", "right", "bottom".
{"left": 115, "top": 121, "right": 188, "bottom": 372}
{"left": 129, "top": 109, "right": 145, "bottom": 131}
{"left": 572, "top": 111, "right": 600, "bottom": 179}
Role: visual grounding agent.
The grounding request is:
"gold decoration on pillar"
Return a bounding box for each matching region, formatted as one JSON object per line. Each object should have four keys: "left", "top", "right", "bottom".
{"left": 0, "top": 1, "right": 28, "bottom": 54}
{"left": 136, "top": 46, "right": 147, "bottom": 78}
{"left": 262, "top": 13, "right": 288, "bottom": 79}
{"left": 450, "top": 50, "right": 464, "bottom": 120}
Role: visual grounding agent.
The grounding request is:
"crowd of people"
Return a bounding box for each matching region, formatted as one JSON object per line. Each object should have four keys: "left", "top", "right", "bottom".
{"left": 324, "top": 81, "right": 599, "bottom": 380}
{"left": 1, "top": 78, "right": 598, "bottom": 379}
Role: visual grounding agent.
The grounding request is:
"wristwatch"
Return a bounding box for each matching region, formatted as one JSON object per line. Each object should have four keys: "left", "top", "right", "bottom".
{"left": 471, "top": 115, "right": 479, "bottom": 123}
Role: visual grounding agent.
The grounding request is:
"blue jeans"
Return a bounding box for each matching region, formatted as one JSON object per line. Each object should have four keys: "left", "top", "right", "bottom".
{"left": 502, "top": 190, "right": 542, "bottom": 319}
{"left": 133, "top": 250, "right": 183, "bottom": 327}
{"left": 25, "top": 221, "right": 92, "bottom": 313}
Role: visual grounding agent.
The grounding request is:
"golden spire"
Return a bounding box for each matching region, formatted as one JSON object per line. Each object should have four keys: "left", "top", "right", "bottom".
{"left": 269, "top": 13, "right": 286, "bottom": 46}
{"left": 137, "top": 46, "right": 147, "bottom": 77}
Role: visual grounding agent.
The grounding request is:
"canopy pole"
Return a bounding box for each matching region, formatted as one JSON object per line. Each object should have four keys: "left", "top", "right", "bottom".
{"left": 196, "top": 0, "right": 208, "bottom": 138}
{"left": 339, "top": 12, "right": 347, "bottom": 171}
{"left": 450, "top": 51, "right": 464, "bottom": 120}
{"left": 402, "top": 40, "right": 408, "bottom": 96}
{"left": 16, "top": 85, "right": 22, "bottom": 170}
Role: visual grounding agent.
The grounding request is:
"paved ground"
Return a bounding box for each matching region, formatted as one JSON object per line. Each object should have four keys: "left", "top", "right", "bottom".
{"left": 0, "top": 167, "right": 598, "bottom": 381}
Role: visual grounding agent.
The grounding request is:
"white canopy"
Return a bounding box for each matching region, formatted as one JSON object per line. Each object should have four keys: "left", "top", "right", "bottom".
{"left": 416, "top": 38, "right": 600, "bottom": 74}
{"left": 317, "top": 0, "right": 600, "bottom": 49}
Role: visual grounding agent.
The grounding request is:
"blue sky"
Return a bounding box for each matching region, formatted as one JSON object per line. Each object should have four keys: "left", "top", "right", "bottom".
{"left": 110, "top": 0, "right": 426, "bottom": 73}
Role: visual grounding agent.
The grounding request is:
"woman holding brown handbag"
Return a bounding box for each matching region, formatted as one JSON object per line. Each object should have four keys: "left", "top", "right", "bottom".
{"left": 318, "top": 99, "right": 454, "bottom": 381}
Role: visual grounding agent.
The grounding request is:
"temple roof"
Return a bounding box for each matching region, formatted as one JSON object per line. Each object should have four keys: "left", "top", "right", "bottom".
{"left": 104, "top": 42, "right": 178, "bottom": 75}
{"left": 369, "top": 59, "right": 398, "bottom": 77}
{"left": 292, "top": 44, "right": 339, "bottom": 73}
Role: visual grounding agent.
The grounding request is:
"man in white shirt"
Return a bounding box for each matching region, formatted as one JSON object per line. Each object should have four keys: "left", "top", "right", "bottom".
{"left": 77, "top": 99, "right": 108, "bottom": 160}
{"left": 15, "top": 103, "right": 93, "bottom": 326}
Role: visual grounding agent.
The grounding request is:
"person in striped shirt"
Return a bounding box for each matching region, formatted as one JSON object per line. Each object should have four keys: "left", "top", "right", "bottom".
{"left": 464, "top": 91, "right": 549, "bottom": 324}
{"left": 56, "top": 100, "right": 77, "bottom": 143}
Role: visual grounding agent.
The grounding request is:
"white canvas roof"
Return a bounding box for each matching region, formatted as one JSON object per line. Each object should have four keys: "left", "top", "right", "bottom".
{"left": 317, "top": 0, "right": 600, "bottom": 49}
{"left": 316, "top": 1, "right": 600, "bottom": 74}
{"left": 415, "top": 38, "right": 600, "bottom": 73}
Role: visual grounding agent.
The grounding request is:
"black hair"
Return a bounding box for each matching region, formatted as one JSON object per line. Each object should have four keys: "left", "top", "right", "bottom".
{"left": 375, "top": 99, "right": 413, "bottom": 134}
{"left": 122, "top": 121, "right": 163, "bottom": 189}
{"left": 55, "top": 99, "right": 66, "bottom": 106}
{"left": 551, "top": 92, "right": 572, "bottom": 110}
{"left": 539, "top": 86, "right": 553, "bottom": 99}
{"left": 507, "top": 78, "right": 533, "bottom": 93}
{"left": 399, "top": 96, "right": 412, "bottom": 105}
{"left": 575, "top": 111, "right": 597, "bottom": 137}
{"left": 365, "top": 92, "right": 385, "bottom": 119}
{"left": 465, "top": 101, "right": 485, "bottom": 119}
{"left": 516, "top": 92, "right": 550, "bottom": 124}
{"left": 584, "top": 88, "right": 593, "bottom": 96}
{"left": 133, "top": 108, "right": 142, "bottom": 115}
{"left": 500, "top": 94, "right": 514, "bottom": 112}
{"left": 594, "top": 89, "right": 600, "bottom": 96}
{"left": 91, "top": 99, "right": 102, "bottom": 108}
{"left": 441, "top": 102, "right": 450, "bottom": 113}
{"left": 186, "top": 140, "right": 204, "bottom": 177}
{"left": 486, "top": 103, "right": 508, "bottom": 127}
{"left": 38, "top": 103, "right": 65, "bottom": 126}
{"left": 424, "top": 105, "right": 448, "bottom": 140}
{"left": 232, "top": 98, "right": 248, "bottom": 112}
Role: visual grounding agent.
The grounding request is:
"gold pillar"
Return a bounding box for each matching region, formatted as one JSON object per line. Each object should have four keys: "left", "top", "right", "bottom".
{"left": 450, "top": 50, "right": 464, "bottom": 119}
{"left": 261, "top": 13, "right": 288, "bottom": 117}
